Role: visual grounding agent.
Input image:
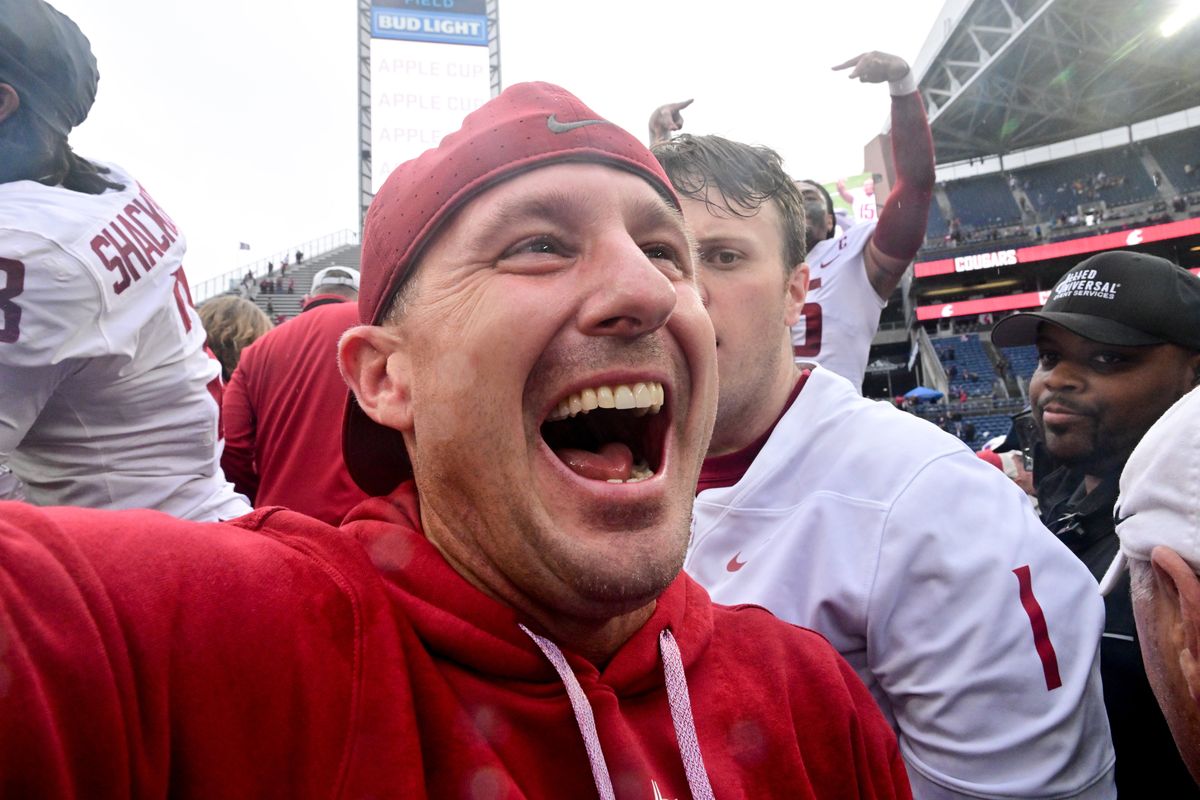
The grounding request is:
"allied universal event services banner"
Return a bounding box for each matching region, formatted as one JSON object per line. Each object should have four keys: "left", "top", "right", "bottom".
{"left": 369, "top": 0, "right": 491, "bottom": 192}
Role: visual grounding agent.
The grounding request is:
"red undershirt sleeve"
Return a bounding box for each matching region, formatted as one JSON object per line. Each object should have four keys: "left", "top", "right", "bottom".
{"left": 872, "top": 92, "right": 935, "bottom": 262}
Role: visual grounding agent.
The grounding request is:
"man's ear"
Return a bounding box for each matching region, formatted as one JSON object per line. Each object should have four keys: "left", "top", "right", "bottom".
{"left": 0, "top": 84, "right": 20, "bottom": 126}
{"left": 1187, "top": 349, "right": 1200, "bottom": 388}
{"left": 784, "top": 262, "right": 810, "bottom": 327}
{"left": 1151, "top": 546, "right": 1200, "bottom": 703}
{"left": 338, "top": 325, "right": 415, "bottom": 434}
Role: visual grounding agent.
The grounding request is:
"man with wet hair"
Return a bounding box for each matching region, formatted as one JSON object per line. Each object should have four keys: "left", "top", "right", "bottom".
{"left": 653, "top": 52, "right": 1116, "bottom": 799}
{"left": 0, "top": 78, "right": 912, "bottom": 797}
{"left": 648, "top": 51, "right": 934, "bottom": 391}
{"left": 0, "top": 0, "right": 248, "bottom": 520}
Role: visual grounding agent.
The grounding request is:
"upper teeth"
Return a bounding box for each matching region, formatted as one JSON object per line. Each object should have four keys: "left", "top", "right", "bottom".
{"left": 546, "top": 381, "right": 665, "bottom": 422}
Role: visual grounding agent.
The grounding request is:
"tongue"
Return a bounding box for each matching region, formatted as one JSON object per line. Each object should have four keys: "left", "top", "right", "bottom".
{"left": 555, "top": 442, "right": 634, "bottom": 481}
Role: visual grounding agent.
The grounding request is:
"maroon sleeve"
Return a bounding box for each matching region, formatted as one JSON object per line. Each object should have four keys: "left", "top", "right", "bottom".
{"left": 872, "top": 91, "right": 935, "bottom": 262}
{"left": 0, "top": 504, "right": 141, "bottom": 796}
{"left": 0, "top": 503, "right": 359, "bottom": 797}
{"left": 221, "top": 355, "right": 259, "bottom": 502}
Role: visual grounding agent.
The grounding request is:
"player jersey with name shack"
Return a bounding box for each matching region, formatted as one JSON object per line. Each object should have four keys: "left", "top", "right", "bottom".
{"left": 0, "top": 162, "right": 249, "bottom": 521}
{"left": 791, "top": 221, "right": 886, "bottom": 391}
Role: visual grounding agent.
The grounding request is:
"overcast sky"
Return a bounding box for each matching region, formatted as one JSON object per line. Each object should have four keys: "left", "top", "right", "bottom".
{"left": 48, "top": 0, "right": 946, "bottom": 288}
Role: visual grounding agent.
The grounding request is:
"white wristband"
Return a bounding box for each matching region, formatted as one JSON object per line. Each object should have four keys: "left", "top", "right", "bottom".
{"left": 889, "top": 71, "right": 918, "bottom": 96}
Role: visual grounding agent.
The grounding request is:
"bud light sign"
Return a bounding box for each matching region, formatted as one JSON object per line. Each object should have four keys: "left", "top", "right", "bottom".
{"left": 372, "top": 0, "right": 488, "bottom": 46}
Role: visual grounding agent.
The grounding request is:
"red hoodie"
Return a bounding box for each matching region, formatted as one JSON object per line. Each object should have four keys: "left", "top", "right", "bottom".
{"left": 0, "top": 488, "right": 909, "bottom": 798}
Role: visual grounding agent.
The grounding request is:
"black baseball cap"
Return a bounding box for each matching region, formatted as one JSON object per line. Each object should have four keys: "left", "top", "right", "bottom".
{"left": 990, "top": 250, "right": 1200, "bottom": 350}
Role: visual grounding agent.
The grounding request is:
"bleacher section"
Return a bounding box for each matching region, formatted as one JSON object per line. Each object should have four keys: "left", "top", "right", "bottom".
{"left": 942, "top": 174, "right": 1022, "bottom": 228}
{"left": 926, "top": 197, "right": 949, "bottom": 239}
{"left": 997, "top": 344, "right": 1038, "bottom": 382}
{"left": 932, "top": 333, "right": 998, "bottom": 398}
{"left": 1144, "top": 128, "right": 1200, "bottom": 193}
{"left": 909, "top": 405, "right": 1014, "bottom": 451}
{"left": 1015, "top": 147, "right": 1156, "bottom": 218}
{"left": 247, "top": 244, "right": 363, "bottom": 323}
{"left": 963, "top": 414, "right": 1012, "bottom": 448}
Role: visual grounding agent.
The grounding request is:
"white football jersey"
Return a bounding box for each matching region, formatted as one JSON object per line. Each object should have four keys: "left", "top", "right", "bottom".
{"left": 688, "top": 366, "right": 1115, "bottom": 799}
{"left": 852, "top": 189, "right": 879, "bottom": 224}
{"left": 791, "top": 221, "right": 885, "bottom": 391}
{"left": 0, "top": 163, "right": 250, "bottom": 521}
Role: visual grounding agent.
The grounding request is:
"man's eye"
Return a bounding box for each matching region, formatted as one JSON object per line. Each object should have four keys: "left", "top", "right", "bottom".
{"left": 1094, "top": 352, "right": 1126, "bottom": 367}
{"left": 1037, "top": 351, "right": 1059, "bottom": 368}
{"left": 499, "top": 237, "right": 568, "bottom": 262}
{"left": 703, "top": 249, "right": 741, "bottom": 268}
{"left": 504, "top": 237, "right": 561, "bottom": 257}
{"left": 643, "top": 243, "right": 673, "bottom": 260}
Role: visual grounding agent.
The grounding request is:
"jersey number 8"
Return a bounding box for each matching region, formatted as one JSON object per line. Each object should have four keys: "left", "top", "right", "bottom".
{"left": 0, "top": 258, "right": 25, "bottom": 344}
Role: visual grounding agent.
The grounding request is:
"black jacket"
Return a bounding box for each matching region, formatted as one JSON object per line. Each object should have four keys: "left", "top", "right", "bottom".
{"left": 1038, "top": 465, "right": 1198, "bottom": 796}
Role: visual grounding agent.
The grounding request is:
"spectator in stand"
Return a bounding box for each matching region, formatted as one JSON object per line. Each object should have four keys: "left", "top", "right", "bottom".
{"left": 1100, "top": 388, "right": 1200, "bottom": 785}
{"left": 267, "top": 259, "right": 274, "bottom": 276}
{"left": 295, "top": 248, "right": 303, "bottom": 264}
{"left": 652, "top": 56, "right": 1114, "bottom": 798}
{"left": 287, "top": 276, "right": 295, "bottom": 294}
{"left": 196, "top": 295, "right": 272, "bottom": 383}
{"left": 992, "top": 249, "right": 1200, "bottom": 795}
{"left": 222, "top": 266, "right": 369, "bottom": 525}
{"left": 265, "top": 299, "right": 274, "bottom": 318}
{"left": 0, "top": 0, "right": 248, "bottom": 521}
{"left": 0, "top": 81, "right": 911, "bottom": 798}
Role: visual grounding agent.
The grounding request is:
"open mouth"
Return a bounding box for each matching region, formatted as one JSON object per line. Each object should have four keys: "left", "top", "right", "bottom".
{"left": 540, "top": 381, "right": 668, "bottom": 484}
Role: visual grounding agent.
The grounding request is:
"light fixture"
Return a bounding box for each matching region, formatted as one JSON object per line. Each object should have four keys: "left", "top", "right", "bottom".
{"left": 1161, "top": 2, "right": 1200, "bottom": 36}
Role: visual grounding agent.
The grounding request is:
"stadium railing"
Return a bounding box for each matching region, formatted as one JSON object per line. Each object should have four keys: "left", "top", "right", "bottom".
{"left": 190, "top": 229, "right": 360, "bottom": 305}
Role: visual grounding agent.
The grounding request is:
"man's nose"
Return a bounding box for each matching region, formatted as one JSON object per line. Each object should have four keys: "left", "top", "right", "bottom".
{"left": 1040, "top": 359, "right": 1083, "bottom": 391}
{"left": 576, "top": 237, "right": 677, "bottom": 338}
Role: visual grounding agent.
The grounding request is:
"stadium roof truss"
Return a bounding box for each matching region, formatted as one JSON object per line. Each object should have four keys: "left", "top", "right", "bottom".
{"left": 919, "top": 0, "right": 1200, "bottom": 163}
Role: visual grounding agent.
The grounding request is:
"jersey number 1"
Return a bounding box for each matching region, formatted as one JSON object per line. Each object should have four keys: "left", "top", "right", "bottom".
{"left": 1013, "top": 565, "right": 1062, "bottom": 691}
{"left": 0, "top": 258, "right": 25, "bottom": 344}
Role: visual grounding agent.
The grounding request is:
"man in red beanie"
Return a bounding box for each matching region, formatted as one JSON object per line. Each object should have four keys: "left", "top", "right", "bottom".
{"left": 0, "top": 77, "right": 912, "bottom": 798}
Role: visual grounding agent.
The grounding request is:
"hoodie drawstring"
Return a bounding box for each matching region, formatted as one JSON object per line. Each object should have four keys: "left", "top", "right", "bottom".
{"left": 519, "top": 624, "right": 714, "bottom": 800}
{"left": 520, "top": 624, "right": 617, "bottom": 800}
{"left": 657, "top": 629, "right": 715, "bottom": 800}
